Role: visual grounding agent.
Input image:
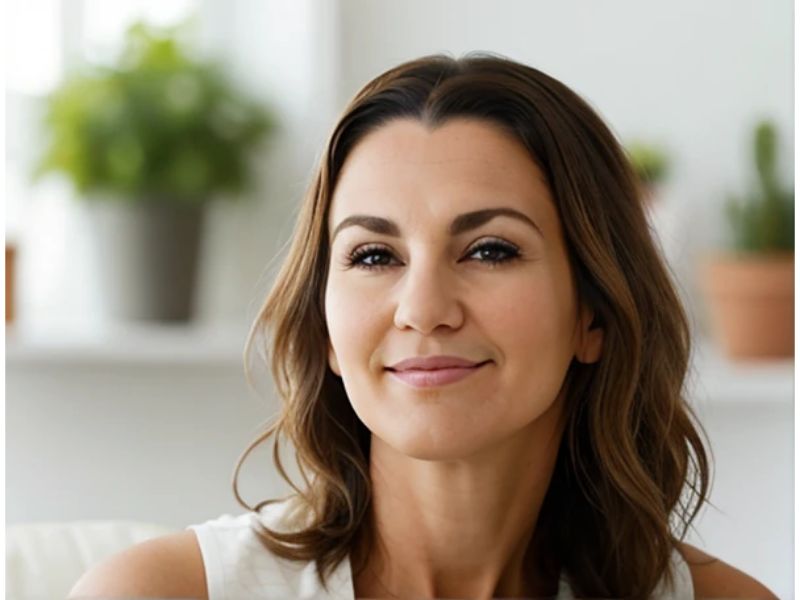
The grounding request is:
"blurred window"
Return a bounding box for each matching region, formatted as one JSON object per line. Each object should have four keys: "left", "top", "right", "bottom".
{"left": 7, "top": 0, "right": 63, "bottom": 96}
{"left": 82, "top": 0, "right": 198, "bottom": 65}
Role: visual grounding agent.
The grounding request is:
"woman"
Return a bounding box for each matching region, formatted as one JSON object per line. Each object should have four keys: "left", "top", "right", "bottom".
{"left": 71, "top": 53, "right": 777, "bottom": 599}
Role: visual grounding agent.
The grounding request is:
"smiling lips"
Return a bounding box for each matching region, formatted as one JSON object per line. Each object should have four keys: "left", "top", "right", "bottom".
{"left": 385, "top": 355, "right": 491, "bottom": 388}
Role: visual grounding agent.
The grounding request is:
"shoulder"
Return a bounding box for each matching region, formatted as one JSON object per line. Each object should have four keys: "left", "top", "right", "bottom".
{"left": 67, "top": 530, "right": 207, "bottom": 599}
{"left": 676, "top": 542, "right": 778, "bottom": 599}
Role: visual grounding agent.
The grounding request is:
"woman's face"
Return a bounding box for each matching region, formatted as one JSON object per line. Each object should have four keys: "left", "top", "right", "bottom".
{"left": 324, "top": 118, "right": 602, "bottom": 461}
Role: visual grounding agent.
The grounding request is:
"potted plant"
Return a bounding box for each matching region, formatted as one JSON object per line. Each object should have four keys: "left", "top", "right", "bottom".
{"left": 32, "top": 20, "right": 276, "bottom": 321}
{"left": 626, "top": 140, "right": 670, "bottom": 206}
{"left": 625, "top": 139, "right": 683, "bottom": 271}
{"left": 698, "top": 119, "right": 794, "bottom": 359}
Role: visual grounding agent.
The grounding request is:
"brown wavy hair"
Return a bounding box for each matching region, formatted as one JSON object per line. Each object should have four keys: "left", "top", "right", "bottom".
{"left": 233, "top": 51, "right": 712, "bottom": 599}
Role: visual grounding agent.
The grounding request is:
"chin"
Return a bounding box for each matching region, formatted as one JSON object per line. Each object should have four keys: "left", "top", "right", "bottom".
{"left": 371, "top": 423, "right": 499, "bottom": 462}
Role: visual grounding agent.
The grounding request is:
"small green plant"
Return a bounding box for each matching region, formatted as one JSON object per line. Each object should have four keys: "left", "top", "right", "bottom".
{"left": 724, "top": 120, "right": 794, "bottom": 252}
{"left": 32, "top": 19, "right": 277, "bottom": 205}
{"left": 626, "top": 140, "right": 670, "bottom": 186}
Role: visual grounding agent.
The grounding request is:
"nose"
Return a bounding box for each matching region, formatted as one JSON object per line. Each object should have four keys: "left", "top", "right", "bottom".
{"left": 392, "top": 258, "right": 465, "bottom": 334}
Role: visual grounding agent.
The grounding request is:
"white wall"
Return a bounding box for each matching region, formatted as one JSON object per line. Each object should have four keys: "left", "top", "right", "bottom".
{"left": 685, "top": 400, "right": 793, "bottom": 598}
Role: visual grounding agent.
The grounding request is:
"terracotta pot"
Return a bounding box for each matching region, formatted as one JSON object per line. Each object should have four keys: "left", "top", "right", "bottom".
{"left": 5, "top": 243, "right": 15, "bottom": 323}
{"left": 698, "top": 252, "right": 794, "bottom": 359}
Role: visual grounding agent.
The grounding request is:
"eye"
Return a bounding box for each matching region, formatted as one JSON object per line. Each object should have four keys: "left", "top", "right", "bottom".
{"left": 346, "top": 244, "right": 398, "bottom": 271}
{"left": 344, "top": 238, "right": 521, "bottom": 271}
{"left": 464, "top": 239, "right": 521, "bottom": 267}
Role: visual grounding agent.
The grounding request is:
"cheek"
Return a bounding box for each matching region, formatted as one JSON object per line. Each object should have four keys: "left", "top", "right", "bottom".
{"left": 325, "top": 279, "right": 391, "bottom": 436}
{"left": 324, "top": 276, "right": 385, "bottom": 373}
{"left": 485, "top": 270, "right": 573, "bottom": 352}
{"left": 483, "top": 270, "right": 577, "bottom": 399}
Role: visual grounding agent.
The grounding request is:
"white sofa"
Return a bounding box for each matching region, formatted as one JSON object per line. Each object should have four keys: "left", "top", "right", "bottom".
{"left": 6, "top": 519, "right": 178, "bottom": 599}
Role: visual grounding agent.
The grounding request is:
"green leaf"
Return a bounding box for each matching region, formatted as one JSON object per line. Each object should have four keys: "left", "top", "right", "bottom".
{"left": 724, "top": 120, "right": 794, "bottom": 252}
{"left": 31, "top": 18, "right": 277, "bottom": 204}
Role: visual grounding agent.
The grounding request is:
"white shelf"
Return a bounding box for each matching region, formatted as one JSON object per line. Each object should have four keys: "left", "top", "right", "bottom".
{"left": 687, "top": 337, "right": 793, "bottom": 405}
{"left": 5, "top": 322, "right": 794, "bottom": 404}
{"left": 5, "top": 320, "right": 251, "bottom": 367}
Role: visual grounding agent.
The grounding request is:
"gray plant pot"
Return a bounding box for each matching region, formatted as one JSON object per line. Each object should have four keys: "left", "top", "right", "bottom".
{"left": 86, "top": 199, "right": 206, "bottom": 322}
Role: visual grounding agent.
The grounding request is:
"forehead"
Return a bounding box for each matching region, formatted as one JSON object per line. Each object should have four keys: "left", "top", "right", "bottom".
{"left": 329, "top": 117, "right": 556, "bottom": 227}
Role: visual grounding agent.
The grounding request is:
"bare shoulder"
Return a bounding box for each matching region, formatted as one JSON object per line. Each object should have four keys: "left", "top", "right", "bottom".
{"left": 677, "top": 542, "right": 778, "bottom": 599}
{"left": 68, "top": 530, "right": 207, "bottom": 599}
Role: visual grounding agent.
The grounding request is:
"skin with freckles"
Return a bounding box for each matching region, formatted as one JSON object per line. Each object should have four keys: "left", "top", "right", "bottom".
{"left": 324, "top": 117, "right": 603, "bottom": 599}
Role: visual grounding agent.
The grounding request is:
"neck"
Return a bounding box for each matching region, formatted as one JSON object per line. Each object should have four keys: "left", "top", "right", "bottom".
{"left": 352, "top": 399, "right": 565, "bottom": 599}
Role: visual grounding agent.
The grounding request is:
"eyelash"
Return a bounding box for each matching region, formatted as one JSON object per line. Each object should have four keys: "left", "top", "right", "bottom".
{"left": 345, "top": 239, "right": 521, "bottom": 271}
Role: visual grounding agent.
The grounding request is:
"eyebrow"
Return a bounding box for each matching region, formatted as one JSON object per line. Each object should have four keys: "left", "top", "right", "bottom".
{"left": 330, "top": 207, "right": 544, "bottom": 243}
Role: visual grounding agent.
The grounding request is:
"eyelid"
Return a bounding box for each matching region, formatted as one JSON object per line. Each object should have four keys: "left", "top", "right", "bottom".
{"left": 347, "top": 235, "right": 517, "bottom": 255}
{"left": 466, "top": 236, "right": 518, "bottom": 250}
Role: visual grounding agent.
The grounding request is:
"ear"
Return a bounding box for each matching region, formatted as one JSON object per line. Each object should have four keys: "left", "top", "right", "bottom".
{"left": 328, "top": 342, "right": 341, "bottom": 376}
{"left": 575, "top": 304, "right": 603, "bottom": 364}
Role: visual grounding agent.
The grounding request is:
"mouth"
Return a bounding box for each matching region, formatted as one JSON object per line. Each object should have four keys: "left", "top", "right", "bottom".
{"left": 385, "top": 360, "right": 492, "bottom": 388}
{"left": 385, "top": 359, "right": 492, "bottom": 372}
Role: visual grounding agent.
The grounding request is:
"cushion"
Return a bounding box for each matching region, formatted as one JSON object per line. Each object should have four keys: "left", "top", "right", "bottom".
{"left": 6, "top": 519, "right": 177, "bottom": 600}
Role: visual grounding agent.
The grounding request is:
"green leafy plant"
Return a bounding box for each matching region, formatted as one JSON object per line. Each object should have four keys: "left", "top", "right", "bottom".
{"left": 626, "top": 140, "right": 670, "bottom": 186}
{"left": 32, "top": 20, "right": 277, "bottom": 205}
{"left": 724, "top": 120, "right": 794, "bottom": 252}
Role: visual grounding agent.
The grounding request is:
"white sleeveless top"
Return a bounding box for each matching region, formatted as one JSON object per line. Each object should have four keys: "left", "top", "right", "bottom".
{"left": 187, "top": 499, "right": 694, "bottom": 599}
